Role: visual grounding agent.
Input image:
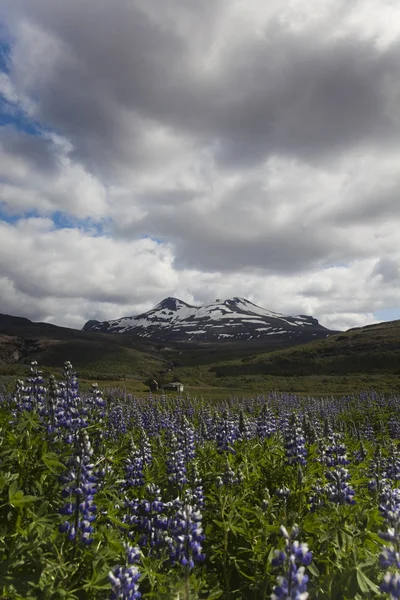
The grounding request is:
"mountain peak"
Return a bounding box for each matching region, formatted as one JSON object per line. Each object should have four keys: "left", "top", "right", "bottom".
{"left": 155, "top": 297, "right": 192, "bottom": 311}
{"left": 83, "top": 296, "right": 332, "bottom": 342}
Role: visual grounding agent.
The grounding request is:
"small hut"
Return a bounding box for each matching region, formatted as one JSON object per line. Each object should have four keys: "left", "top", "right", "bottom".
{"left": 148, "top": 379, "right": 159, "bottom": 392}
{"left": 162, "top": 381, "right": 184, "bottom": 393}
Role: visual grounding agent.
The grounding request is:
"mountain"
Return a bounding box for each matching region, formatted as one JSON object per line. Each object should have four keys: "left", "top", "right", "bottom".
{"left": 83, "top": 296, "right": 334, "bottom": 343}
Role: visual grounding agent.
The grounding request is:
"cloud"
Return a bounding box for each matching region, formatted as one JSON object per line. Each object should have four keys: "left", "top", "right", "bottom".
{"left": 372, "top": 257, "right": 400, "bottom": 284}
{"left": 0, "top": 0, "right": 400, "bottom": 330}
{"left": 0, "top": 127, "right": 108, "bottom": 218}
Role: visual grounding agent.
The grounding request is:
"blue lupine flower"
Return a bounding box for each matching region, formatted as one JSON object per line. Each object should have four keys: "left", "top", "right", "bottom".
{"left": 320, "top": 431, "right": 349, "bottom": 467}
{"left": 59, "top": 430, "right": 98, "bottom": 544}
{"left": 109, "top": 565, "right": 141, "bottom": 599}
{"left": 124, "top": 440, "right": 145, "bottom": 489}
{"left": 271, "top": 525, "right": 312, "bottom": 600}
{"left": 257, "top": 404, "right": 277, "bottom": 440}
{"left": 381, "top": 572, "right": 400, "bottom": 599}
{"left": 271, "top": 568, "right": 309, "bottom": 600}
{"left": 216, "top": 457, "right": 243, "bottom": 487}
{"left": 378, "top": 484, "right": 400, "bottom": 595}
{"left": 177, "top": 416, "right": 196, "bottom": 464}
{"left": 238, "top": 409, "right": 252, "bottom": 441}
{"left": 380, "top": 545, "right": 400, "bottom": 569}
{"left": 122, "top": 484, "right": 170, "bottom": 551}
{"left": 138, "top": 428, "right": 153, "bottom": 466}
{"left": 283, "top": 414, "right": 307, "bottom": 467}
{"left": 215, "top": 409, "right": 240, "bottom": 453}
{"left": 166, "top": 433, "right": 188, "bottom": 488}
{"left": 379, "top": 485, "right": 400, "bottom": 526}
{"left": 324, "top": 468, "right": 355, "bottom": 505}
{"left": 11, "top": 362, "right": 47, "bottom": 416}
{"left": 168, "top": 502, "right": 205, "bottom": 569}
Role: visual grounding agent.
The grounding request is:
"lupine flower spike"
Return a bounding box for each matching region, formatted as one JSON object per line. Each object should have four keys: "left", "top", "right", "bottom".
{"left": 271, "top": 524, "right": 312, "bottom": 600}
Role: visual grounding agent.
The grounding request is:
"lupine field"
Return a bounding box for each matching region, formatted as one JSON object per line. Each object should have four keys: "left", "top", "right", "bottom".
{"left": 2, "top": 363, "right": 400, "bottom": 598}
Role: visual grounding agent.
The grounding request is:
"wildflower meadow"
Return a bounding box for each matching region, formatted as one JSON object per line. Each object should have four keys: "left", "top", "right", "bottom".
{"left": 1, "top": 360, "right": 400, "bottom": 599}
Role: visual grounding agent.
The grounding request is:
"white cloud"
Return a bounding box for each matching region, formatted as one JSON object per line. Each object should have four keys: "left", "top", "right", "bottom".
{"left": 0, "top": 0, "right": 400, "bottom": 330}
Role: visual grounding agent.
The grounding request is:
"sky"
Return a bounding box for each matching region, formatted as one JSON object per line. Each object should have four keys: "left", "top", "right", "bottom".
{"left": 0, "top": 0, "right": 400, "bottom": 332}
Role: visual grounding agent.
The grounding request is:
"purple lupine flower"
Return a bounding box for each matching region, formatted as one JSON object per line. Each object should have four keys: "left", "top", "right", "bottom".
{"left": 216, "top": 458, "right": 243, "bottom": 487}
{"left": 378, "top": 484, "right": 400, "bottom": 592}
{"left": 186, "top": 462, "right": 204, "bottom": 509}
{"left": 271, "top": 525, "right": 312, "bottom": 600}
{"left": 123, "top": 440, "right": 145, "bottom": 489}
{"left": 324, "top": 468, "right": 355, "bottom": 505}
{"left": 168, "top": 502, "right": 205, "bottom": 569}
{"left": 381, "top": 572, "right": 400, "bottom": 599}
{"left": 283, "top": 414, "right": 307, "bottom": 467}
{"left": 166, "top": 433, "right": 188, "bottom": 488}
{"left": 197, "top": 407, "right": 216, "bottom": 442}
{"left": 379, "top": 485, "right": 400, "bottom": 527}
{"left": 125, "top": 543, "right": 140, "bottom": 565}
{"left": 51, "top": 362, "right": 96, "bottom": 442}
{"left": 107, "top": 405, "right": 128, "bottom": 440}
{"left": 308, "top": 479, "right": 324, "bottom": 512}
{"left": 388, "top": 418, "right": 400, "bottom": 441}
{"left": 138, "top": 428, "right": 152, "bottom": 467}
{"left": 367, "top": 446, "right": 390, "bottom": 494}
{"left": 257, "top": 404, "right": 277, "bottom": 440}
{"left": 109, "top": 565, "right": 141, "bottom": 599}
{"left": 122, "top": 484, "right": 170, "bottom": 551}
{"left": 215, "top": 409, "right": 240, "bottom": 454}
{"left": 380, "top": 544, "right": 400, "bottom": 569}
{"left": 238, "top": 409, "right": 252, "bottom": 441}
{"left": 177, "top": 417, "right": 196, "bottom": 464}
{"left": 321, "top": 432, "right": 349, "bottom": 467}
{"left": 385, "top": 443, "right": 400, "bottom": 482}
{"left": 59, "top": 430, "right": 98, "bottom": 544}
{"left": 12, "top": 362, "right": 47, "bottom": 415}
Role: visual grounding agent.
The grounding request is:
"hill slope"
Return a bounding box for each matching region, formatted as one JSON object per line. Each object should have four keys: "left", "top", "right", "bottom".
{"left": 0, "top": 314, "right": 166, "bottom": 379}
{"left": 208, "top": 319, "right": 400, "bottom": 378}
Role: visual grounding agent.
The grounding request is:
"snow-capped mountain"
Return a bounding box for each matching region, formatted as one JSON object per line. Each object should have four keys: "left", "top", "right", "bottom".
{"left": 83, "top": 297, "right": 332, "bottom": 342}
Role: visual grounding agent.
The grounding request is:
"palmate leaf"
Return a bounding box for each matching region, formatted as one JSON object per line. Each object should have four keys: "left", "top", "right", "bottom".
{"left": 356, "top": 567, "right": 380, "bottom": 595}
{"left": 41, "top": 452, "right": 66, "bottom": 474}
{"left": 8, "top": 481, "right": 38, "bottom": 508}
{"left": 82, "top": 568, "right": 111, "bottom": 592}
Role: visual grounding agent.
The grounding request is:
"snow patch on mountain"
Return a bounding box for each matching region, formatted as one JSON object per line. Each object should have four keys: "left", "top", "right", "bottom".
{"left": 82, "top": 296, "right": 330, "bottom": 342}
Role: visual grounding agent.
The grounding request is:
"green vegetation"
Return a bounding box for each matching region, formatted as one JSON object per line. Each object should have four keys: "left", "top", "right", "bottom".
{"left": 1, "top": 362, "right": 400, "bottom": 599}
{"left": 2, "top": 313, "right": 400, "bottom": 396}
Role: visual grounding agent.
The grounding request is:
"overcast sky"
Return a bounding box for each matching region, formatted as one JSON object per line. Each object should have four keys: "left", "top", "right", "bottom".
{"left": 0, "top": 0, "right": 400, "bottom": 331}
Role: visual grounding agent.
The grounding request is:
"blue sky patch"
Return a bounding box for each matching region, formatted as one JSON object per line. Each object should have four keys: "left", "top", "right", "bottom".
{"left": 375, "top": 308, "right": 400, "bottom": 322}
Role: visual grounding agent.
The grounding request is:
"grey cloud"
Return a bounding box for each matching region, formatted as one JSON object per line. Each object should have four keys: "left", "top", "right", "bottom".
{"left": 300, "top": 283, "right": 333, "bottom": 298}
{"left": 133, "top": 207, "right": 351, "bottom": 274}
{"left": 212, "top": 33, "right": 396, "bottom": 167}
{"left": 372, "top": 257, "right": 400, "bottom": 283}
{"left": 3, "top": 0, "right": 400, "bottom": 177}
{"left": 0, "top": 126, "right": 59, "bottom": 174}
{"left": 334, "top": 183, "right": 400, "bottom": 225}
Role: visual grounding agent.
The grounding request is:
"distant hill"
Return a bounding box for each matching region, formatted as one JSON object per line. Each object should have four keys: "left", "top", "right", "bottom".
{"left": 2, "top": 310, "right": 400, "bottom": 395}
{"left": 0, "top": 313, "right": 167, "bottom": 379}
{"left": 208, "top": 319, "right": 400, "bottom": 378}
{"left": 83, "top": 296, "right": 335, "bottom": 343}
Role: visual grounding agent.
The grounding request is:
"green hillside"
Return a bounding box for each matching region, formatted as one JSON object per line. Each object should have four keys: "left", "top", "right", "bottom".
{"left": 208, "top": 319, "right": 400, "bottom": 377}
{"left": 2, "top": 313, "right": 400, "bottom": 396}
{"left": 166, "top": 320, "right": 400, "bottom": 395}
{"left": 0, "top": 314, "right": 167, "bottom": 382}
